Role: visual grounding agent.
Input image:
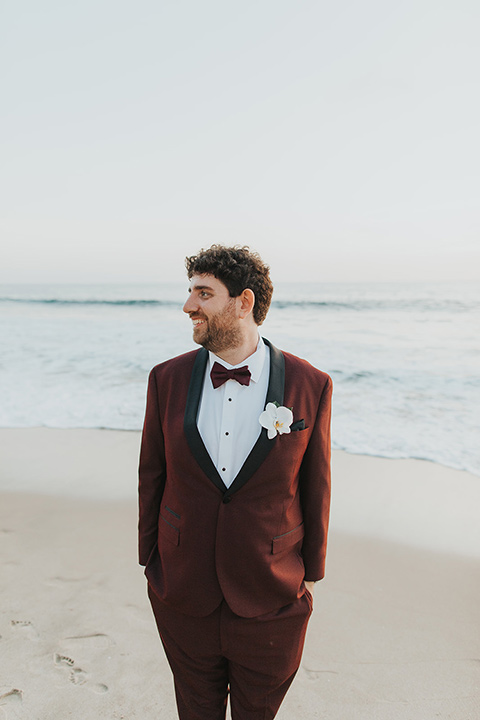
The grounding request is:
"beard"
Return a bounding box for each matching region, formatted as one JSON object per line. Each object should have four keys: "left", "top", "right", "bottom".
{"left": 193, "top": 299, "right": 242, "bottom": 354}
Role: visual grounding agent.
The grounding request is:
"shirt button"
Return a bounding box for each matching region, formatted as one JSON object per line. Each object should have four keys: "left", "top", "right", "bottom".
{"left": 225, "top": 432, "right": 229, "bottom": 436}
{"left": 223, "top": 495, "right": 232, "bottom": 504}
{"left": 222, "top": 467, "right": 226, "bottom": 472}
{"left": 228, "top": 398, "right": 232, "bottom": 402}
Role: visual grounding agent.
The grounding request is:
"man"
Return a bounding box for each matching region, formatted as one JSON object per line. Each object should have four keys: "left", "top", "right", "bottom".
{"left": 139, "top": 245, "right": 332, "bottom": 720}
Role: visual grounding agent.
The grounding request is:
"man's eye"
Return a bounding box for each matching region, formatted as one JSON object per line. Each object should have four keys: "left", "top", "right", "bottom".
{"left": 200, "top": 291, "right": 210, "bottom": 298}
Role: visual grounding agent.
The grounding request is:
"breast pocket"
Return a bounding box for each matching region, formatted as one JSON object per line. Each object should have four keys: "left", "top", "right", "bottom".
{"left": 290, "top": 419, "right": 306, "bottom": 431}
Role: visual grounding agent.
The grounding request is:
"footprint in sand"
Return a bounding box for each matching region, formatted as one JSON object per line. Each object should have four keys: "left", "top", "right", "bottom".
{"left": 90, "top": 683, "right": 108, "bottom": 694}
{"left": 53, "top": 653, "right": 74, "bottom": 668}
{"left": 61, "top": 633, "right": 114, "bottom": 650}
{"left": 0, "top": 689, "right": 22, "bottom": 706}
{"left": 69, "top": 668, "right": 88, "bottom": 686}
{"left": 54, "top": 633, "right": 113, "bottom": 694}
{"left": 10, "top": 620, "right": 38, "bottom": 641}
{"left": 53, "top": 653, "right": 108, "bottom": 694}
{"left": 0, "top": 688, "right": 23, "bottom": 717}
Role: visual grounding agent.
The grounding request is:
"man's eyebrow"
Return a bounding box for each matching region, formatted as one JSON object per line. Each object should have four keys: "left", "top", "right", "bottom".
{"left": 189, "top": 284, "right": 214, "bottom": 293}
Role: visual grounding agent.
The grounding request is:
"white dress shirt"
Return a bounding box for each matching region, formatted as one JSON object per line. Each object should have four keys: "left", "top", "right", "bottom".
{"left": 197, "top": 336, "right": 270, "bottom": 488}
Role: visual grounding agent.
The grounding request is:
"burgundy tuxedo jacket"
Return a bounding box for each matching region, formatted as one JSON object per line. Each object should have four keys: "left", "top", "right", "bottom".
{"left": 138, "top": 339, "right": 332, "bottom": 618}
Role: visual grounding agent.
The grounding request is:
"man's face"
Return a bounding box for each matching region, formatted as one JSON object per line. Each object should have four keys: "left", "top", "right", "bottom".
{"left": 183, "top": 274, "right": 242, "bottom": 354}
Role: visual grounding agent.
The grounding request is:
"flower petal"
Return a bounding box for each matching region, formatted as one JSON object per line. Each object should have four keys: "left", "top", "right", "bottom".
{"left": 276, "top": 406, "right": 293, "bottom": 426}
{"left": 267, "top": 427, "right": 277, "bottom": 440}
{"left": 265, "top": 402, "right": 278, "bottom": 418}
{"left": 259, "top": 410, "right": 273, "bottom": 429}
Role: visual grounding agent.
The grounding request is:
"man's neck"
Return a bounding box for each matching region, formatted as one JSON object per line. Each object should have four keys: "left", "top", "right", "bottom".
{"left": 214, "top": 327, "right": 260, "bottom": 366}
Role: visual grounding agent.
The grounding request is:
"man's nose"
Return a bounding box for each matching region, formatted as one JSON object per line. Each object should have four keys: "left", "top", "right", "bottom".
{"left": 183, "top": 294, "right": 197, "bottom": 315}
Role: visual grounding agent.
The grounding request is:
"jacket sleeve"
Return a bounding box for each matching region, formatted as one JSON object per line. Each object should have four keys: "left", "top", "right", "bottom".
{"left": 138, "top": 368, "right": 166, "bottom": 566}
{"left": 300, "top": 375, "right": 333, "bottom": 582}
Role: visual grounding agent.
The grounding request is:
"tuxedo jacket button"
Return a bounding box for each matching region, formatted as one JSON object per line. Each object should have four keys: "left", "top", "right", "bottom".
{"left": 223, "top": 495, "right": 232, "bottom": 504}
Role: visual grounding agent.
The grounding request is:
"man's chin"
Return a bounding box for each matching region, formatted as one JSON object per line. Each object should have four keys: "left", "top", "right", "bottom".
{"left": 192, "top": 328, "right": 209, "bottom": 348}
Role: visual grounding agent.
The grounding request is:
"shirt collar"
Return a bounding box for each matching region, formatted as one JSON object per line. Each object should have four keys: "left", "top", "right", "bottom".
{"left": 208, "top": 335, "right": 266, "bottom": 384}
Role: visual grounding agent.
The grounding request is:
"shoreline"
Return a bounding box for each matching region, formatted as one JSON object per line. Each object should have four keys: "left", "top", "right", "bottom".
{"left": 2, "top": 425, "right": 478, "bottom": 479}
{"left": 1, "top": 427, "right": 479, "bottom": 558}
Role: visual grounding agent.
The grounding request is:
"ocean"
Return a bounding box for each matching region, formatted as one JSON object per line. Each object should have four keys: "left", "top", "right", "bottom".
{"left": 1, "top": 281, "right": 479, "bottom": 476}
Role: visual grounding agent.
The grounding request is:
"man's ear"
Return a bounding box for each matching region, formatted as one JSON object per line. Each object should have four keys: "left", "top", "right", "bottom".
{"left": 238, "top": 288, "right": 255, "bottom": 319}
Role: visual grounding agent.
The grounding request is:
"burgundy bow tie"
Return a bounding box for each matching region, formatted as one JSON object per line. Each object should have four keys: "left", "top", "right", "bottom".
{"left": 210, "top": 362, "right": 251, "bottom": 389}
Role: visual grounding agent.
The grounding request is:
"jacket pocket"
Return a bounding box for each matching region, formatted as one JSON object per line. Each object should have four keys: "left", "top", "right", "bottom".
{"left": 272, "top": 522, "right": 304, "bottom": 554}
{"left": 164, "top": 504, "right": 180, "bottom": 520}
{"left": 159, "top": 513, "right": 180, "bottom": 546}
{"left": 290, "top": 419, "right": 306, "bottom": 431}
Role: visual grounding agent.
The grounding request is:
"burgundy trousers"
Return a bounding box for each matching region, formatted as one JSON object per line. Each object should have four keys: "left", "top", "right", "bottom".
{"left": 148, "top": 584, "right": 313, "bottom": 720}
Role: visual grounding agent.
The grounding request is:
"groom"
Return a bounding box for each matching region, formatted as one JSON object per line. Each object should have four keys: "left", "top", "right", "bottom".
{"left": 138, "top": 245, "right": 332, "bottom": 719}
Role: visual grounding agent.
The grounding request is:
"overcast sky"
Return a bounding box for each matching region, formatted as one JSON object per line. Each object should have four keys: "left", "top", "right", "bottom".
{"left": 1, "top": 0, "right": 479, "bottom": 284}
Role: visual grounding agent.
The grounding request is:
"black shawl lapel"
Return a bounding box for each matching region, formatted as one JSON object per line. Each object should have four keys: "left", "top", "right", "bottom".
{"left": 226, "top": 338, "right": 284, "bottom": 496}
{"left": 183, "top": 338, "right": 285, "bottom": 498}
{"left": 184, "top": 347, "right": 228, "bottom": 493}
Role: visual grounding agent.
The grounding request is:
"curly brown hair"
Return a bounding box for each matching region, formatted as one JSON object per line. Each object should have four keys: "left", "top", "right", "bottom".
{"left": 185, "top": 245, "right": 273, "bottom": 325}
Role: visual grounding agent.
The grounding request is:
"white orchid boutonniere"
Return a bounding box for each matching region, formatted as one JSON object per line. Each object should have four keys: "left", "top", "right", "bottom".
{"left": 259, "top": 401, "right": 294, "bottom": 440}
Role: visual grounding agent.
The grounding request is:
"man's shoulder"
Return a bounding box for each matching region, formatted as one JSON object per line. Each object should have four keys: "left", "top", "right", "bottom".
{"left": 280, "top": 347, "right": 332, "bottom": 390}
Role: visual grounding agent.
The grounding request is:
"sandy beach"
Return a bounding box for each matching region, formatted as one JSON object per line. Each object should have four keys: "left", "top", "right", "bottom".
{"left": 1, "top": 429, "right": 479, "bottom": 719}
